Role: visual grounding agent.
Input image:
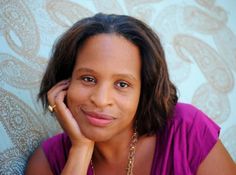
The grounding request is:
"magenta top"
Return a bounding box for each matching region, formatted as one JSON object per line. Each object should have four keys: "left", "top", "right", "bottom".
{"left": 42, "top": 103, "right": 220, "bottom": 175}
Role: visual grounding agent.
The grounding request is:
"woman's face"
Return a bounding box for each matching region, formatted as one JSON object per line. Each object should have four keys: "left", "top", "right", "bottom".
{"left": 67, "top": 34, "right": 141, "bottom": 141}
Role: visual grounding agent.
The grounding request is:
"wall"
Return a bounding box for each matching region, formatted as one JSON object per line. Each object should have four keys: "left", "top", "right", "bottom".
{"left": 0, "top": 0, "right": 235, "bottom": 174}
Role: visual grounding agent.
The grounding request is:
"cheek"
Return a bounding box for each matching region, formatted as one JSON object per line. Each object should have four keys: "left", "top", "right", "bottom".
{"left": 118, "top": 90, "right": 140, "bottom": 117}
{"left": 66, "top": 84, "right": 90, "bottom": 107}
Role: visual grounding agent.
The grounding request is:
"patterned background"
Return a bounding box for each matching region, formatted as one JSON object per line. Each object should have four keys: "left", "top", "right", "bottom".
{"left": 0, "top": 0, "right": 235, "bottom": 174}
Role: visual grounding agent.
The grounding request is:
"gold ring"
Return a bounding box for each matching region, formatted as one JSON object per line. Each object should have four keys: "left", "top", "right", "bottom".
{"left": 48, "top": 104, "right": 56, "bottom": 112}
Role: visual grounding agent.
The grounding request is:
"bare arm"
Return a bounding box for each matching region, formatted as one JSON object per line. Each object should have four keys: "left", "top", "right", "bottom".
{"left": 196, "top": 139, "right": 236, "bottom": 175}
{"left": 26, "top": 80, "right": 95, "bottom": 175}
{"left": 61, "top": 143, "right": 94, "bottom": 175}
{"left": 52, "top": 81, "right": 95, "bottom": 174}
{"left": 25, "top": 143, "right": 94, "bottom": 175}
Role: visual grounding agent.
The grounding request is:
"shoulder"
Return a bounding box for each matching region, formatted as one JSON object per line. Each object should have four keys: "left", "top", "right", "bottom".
{"left": 36, "top": 132, "right": 71, "bottom": 174}
{"left": 42, "top": 132, "right": 71, "bottom": 171}
{"left": 42, "top": 132, "right": 71, "bottom": 159}
{"left": 172, "top": 102, "right": 201, "bottom": 122}
{"left": 25, "top": 132, "right": 70, "bottom": 175}
{"left": 42, "top": 132, "right": 71, "bottom": 150}
{"left": 170, "top": 102, "right": 220, "bottom": 133}
{"left": 25, "top": 147, "right": 53, "bottom": 175}
{"left": 170, "top": 103, "right": 221, "bottom": 173}
{"left": 26, "top": 133, "right": 70, "bottom": 175}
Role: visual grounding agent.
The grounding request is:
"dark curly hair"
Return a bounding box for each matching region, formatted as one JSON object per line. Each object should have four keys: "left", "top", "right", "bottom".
{"left": 38, "top": 13, "right": 178, "bottom": 136}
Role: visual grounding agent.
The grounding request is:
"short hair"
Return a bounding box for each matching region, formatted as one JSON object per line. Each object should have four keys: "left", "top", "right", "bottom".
{"left": 38, "top": 13, "right": 178, "bottom": 136}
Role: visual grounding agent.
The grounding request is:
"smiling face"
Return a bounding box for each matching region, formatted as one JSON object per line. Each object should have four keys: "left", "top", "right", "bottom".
{"left": 67, "top": 34, "right": 141, "bottom": 142}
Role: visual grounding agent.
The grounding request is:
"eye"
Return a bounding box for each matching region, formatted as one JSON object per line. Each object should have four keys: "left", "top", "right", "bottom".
{"left": 81, "top": 76, "right": 96, "bottom": 84}
{"left": 116, "top": 81, "right": 129, "bottom": 88}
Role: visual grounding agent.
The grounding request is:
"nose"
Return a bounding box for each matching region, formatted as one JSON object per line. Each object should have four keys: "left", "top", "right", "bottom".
{"left": 90, "top": 83, "right": 113, "bottom": 108}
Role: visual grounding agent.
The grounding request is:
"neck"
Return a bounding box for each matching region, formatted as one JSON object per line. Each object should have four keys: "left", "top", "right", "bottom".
{"left": 91, "top": 131, "right": 157, "bottom": 175}
{"left": 93, "top": 129, "right": 134, "bottom": 164}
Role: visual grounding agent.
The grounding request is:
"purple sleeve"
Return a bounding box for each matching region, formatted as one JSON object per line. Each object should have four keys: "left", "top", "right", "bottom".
{"left": 187, "top": 109, "right": 221, "bottom": 174}
{"left": 41, "top": 133, "right": 94, "bottom": 175}
{"left": 41, "top": 133, "right": 71, "bottom": 175}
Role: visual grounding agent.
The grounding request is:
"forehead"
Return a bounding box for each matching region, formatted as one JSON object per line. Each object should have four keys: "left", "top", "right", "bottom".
{"left": 73, "top": 34, "right": 141, "bottom": 75}
{"left": 78, "top": 33, "right": 139, "bottom": 57}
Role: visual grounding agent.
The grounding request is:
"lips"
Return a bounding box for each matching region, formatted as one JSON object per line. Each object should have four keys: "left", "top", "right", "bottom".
{"left": 81, "top": 109, "right": 115, "bottom": 127}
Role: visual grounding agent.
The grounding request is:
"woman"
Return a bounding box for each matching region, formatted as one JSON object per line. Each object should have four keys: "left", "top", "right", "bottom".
{"left": 26, "top": 13, "right": 236, "bottom": 175}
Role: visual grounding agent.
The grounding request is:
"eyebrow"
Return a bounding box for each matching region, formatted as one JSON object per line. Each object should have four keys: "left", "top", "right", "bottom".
{"left": 113, "top": 73, "right": 137, "bottom": 81}
{"left": 75, "top": 67, "right": 138, "bottom": 81}
{"left": 75, "top": 68, "right": 96, "bottom": 74}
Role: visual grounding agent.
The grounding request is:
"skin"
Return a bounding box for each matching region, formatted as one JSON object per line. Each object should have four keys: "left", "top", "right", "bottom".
{"left": 67, "top": 34, "right": 141, "bottom": 143}
{"left": 25, "top": 34, "right": 236, "bottom": 175}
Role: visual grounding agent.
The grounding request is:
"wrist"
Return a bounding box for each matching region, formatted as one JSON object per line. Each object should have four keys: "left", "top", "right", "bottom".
{"left": 71, "top": 140, "right": 95, "bottom": 150}
{"left": 70, "top": 142, "right": 94, "bottom": 154}
{"left": 62, "top": 142, "right": 94, "bottom": 175}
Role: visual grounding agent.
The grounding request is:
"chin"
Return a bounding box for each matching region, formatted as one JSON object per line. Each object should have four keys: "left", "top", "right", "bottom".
{"left": 81, "top": 127, "right": 114, "bottom": 142}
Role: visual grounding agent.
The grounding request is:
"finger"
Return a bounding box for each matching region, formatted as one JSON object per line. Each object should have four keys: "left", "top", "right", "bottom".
{"left": 54, "top": 91, "right": 81, "bottom": 136}
{"left": 48, "top": 79, "right": 70, "bottom": 96}
{"left": 47, "top": 80, "right": 70, "bottom": 106}
{"left": 49, "top": 79, "right": 70, "bottom": 93}
{"left": 53, "top": 90, "right": 70, "bottom": 124}
{"left": 54, "top": 90, "right": 68, "bottom": 113}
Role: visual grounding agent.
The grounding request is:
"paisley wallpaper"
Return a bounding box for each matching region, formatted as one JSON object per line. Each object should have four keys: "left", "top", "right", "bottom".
{"left": 0, "top": 0, "right": 235, "bottom": 174}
